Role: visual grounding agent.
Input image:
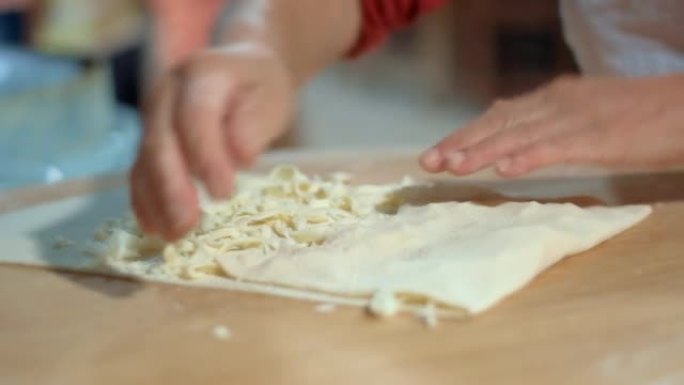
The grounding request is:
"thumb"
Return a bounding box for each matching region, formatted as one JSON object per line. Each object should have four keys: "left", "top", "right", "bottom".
{"left": 224, "top": 82, "right": 294, "bottom": 167}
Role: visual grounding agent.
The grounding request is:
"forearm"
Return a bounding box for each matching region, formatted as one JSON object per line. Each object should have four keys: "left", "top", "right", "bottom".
{"left": 214, "top": 0, "right": 361, "bottom": 85}
{"left": 148, "top": 0, "right": 224, "bottom": 71}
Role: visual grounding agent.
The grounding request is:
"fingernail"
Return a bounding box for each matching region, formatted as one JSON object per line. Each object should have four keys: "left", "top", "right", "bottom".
{"left": 496, "top": 157, "right": 512, "bottom": 173}
{"left": 447, "top": 151, "right": 465, "bottom": 169}
{"left": 421, "top": 148, "right": 442, "bottom": 169}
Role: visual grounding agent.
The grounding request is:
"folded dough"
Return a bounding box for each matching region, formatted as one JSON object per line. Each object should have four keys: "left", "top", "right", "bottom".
{"left": 95, "top": 166, "right": 650, "bottom": 314}
{"left": 0, "top": 166, "right": 652, "bottom": 315}
{"left": 216, "top": 200, "right": 651, "bottom": 313}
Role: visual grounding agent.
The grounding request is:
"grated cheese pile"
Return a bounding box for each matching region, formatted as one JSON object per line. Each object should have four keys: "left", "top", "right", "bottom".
{"left": 94, "top": 165, "right": 405, "bottom": 280}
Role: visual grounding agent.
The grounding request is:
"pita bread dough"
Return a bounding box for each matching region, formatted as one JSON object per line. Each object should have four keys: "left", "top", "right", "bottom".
{"left": 216, "top": 200, "right": 650, "bottom": 313}
{"left": 0, "top": 166, "right": 651, "bottom": 315}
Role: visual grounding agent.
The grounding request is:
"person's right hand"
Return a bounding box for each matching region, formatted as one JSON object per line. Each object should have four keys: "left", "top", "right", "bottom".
{"left": 130, "top": 43, "right": 295, "bottom": 241}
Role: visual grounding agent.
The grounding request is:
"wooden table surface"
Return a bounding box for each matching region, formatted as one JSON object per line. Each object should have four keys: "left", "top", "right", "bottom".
{"left": 2, "top": 149, "right": 684, "bottom": 385}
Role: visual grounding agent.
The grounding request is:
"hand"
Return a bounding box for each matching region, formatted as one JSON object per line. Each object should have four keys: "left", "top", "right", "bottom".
{"left": 420, "top": 74, "right": 684, "bottom": 177}
{"left": 130, "top": 44, "right": 295, "bottom": 240}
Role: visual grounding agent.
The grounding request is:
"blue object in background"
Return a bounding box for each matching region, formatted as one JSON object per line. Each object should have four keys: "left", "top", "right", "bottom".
{"left": 0, "top": 46, "right": 140, "bottom": 190}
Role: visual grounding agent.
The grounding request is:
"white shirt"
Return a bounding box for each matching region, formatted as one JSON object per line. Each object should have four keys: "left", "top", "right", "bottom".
{"left": 561, "top": 0, "right": 684, "bottom": 76}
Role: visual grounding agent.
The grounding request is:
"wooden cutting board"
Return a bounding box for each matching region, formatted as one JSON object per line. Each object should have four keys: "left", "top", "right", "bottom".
{"left": 2, "top": 149, "right": 684, "bottom": 385}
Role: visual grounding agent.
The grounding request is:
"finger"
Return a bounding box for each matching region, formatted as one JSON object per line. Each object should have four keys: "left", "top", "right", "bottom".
{"left": 419, "top": 147, "right": 443, "bottom": 172}
{"left": 175, "top": 69, "right": 236, "bottom": 199}
{"left": 494, "top": 136, "right": 574, "bottom": 178}
{"left": 129, "top": 163, "right": 160, "bottom": 235}
{"left": 225, "top": 83, "right": 292, "bottom": 167}
{"left": 141, "top": 77, "right": 200, "bottom": 240}
{"left": 421, "top": 98, "right": 550, "bottom": 173}
{"left": 225, "top": 96, "right": 266, "bottom": 167}
{"left": 422, "top": 109, "right": 508, "bottom": 172}
{"left": 496, "top": 127, "right": 608, "bottom": 177}
{"left": 441, "top": 100, "right": 516, "bottom": 147}
{"left": 145, "top": 146, "right": 199, "bottom": 240}
{"left": 446, "top": 119, "right": 556, "bottom": 175}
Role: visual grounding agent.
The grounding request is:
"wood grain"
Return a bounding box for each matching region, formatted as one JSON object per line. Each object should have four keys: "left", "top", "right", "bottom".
{"left": 2, "top": 149, "right": 684, "bottom": 385}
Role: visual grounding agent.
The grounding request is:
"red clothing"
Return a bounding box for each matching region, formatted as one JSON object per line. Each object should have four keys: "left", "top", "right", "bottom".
{"left": 348, "top": 0, "right": 448, "bottom": 57}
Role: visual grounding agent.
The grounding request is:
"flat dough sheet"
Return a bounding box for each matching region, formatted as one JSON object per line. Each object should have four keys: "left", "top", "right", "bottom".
{"left": 216, "top": 201, "right": 650, "bottom": 313}
{"left": 0, "top": 184, "right": 651, "bottom": 314}
{"left": 0, "top": 189, "right": 370, "bottom": 307}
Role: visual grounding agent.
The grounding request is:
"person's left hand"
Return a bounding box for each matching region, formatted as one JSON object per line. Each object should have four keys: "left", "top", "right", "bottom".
{"left": 420, "top": 74, "right": 684, "bottom": 177}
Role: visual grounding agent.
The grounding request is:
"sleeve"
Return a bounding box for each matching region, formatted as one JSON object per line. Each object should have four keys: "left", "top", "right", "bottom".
{"left": 346, "top": 0, "right": 449, "bottom": 58}
{"left": 560, "top": 0, "right": 684, "bottom": 76}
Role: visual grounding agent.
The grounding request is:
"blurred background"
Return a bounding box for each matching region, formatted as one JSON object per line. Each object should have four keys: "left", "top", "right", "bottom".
{"left": 0, "top": 0, "right": 578, "bottom": 190}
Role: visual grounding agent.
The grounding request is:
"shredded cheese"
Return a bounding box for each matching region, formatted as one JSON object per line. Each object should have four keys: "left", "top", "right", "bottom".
{"left": 95, "top": 165, "right": 403, "bottom": 281}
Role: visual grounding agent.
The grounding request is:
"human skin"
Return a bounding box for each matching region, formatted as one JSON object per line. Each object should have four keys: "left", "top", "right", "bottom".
{"left": 132, "top": 0, "right": 684, "bottom": 241}
{"left": 130, "top": 0, "right": 360, "bottom": 240}
{"left": 419, "top": 74, "right": 684, "bottom": 178}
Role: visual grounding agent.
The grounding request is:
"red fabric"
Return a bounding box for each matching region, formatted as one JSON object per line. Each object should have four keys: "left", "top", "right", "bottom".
{"left": 347, "top": 0, "right": 448, "bottom": 58}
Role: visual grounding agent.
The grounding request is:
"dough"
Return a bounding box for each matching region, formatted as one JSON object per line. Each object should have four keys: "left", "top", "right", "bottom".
{"left": 214, "top": 198, "right": 651, "bottom": 313}
{"left": 96, "top": 165, "right": 407, "bottom": 281}
{"left": 0, "top": 166, "right": 652, "bottom": 316}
